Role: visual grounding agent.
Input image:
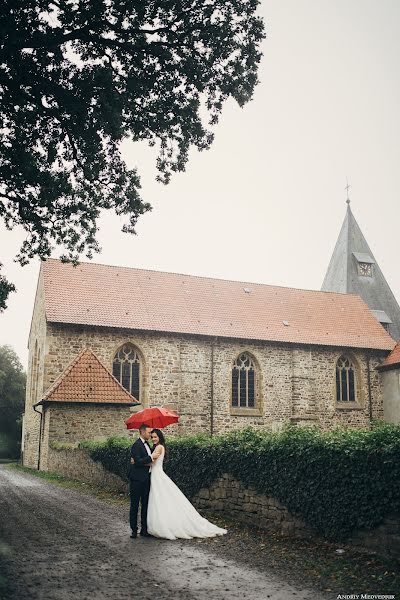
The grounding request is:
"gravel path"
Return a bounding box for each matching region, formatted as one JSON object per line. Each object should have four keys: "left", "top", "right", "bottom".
{"left": 0, "top": 465, "right": 322, "bottom": 600}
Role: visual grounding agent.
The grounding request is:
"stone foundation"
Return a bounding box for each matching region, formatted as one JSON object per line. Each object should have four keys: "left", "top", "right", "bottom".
{"left": 47, "top": 447, "right": 128, "bottom": 493}
{"left": 193, "top": 473, "right": 311, "bottom": 537}
{"left": 38, "top": 404, "right": 133, "bottom": 471}
{"left": 349, "top": 515, "right": 400, "bottom": 561}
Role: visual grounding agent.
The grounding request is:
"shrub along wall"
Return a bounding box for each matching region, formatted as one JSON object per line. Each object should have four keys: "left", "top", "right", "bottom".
{"left": 80, "top": 423, "right": 400, "bottom": 542}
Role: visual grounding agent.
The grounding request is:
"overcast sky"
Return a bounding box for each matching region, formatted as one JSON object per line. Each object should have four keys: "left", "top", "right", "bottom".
{"left": 1, "top": 0, "right": 400, "bottom": 369}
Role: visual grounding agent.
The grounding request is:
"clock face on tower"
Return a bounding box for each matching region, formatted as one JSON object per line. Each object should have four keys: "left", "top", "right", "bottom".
{"left": 358, "top": 262, "right": 373, "bottom": 277}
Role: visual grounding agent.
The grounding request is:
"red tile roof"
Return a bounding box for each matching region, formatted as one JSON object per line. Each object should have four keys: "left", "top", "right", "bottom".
{"left": 377, "top": 342, "right": 400, "bottom": 370}
{"left": 41, "top": 259, "right": 395, "bottom": 351}
{"left": 36, "top": 348, "right": 139, "bottom": 405}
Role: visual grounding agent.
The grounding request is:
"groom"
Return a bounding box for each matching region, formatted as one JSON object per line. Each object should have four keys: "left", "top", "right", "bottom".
{"left": 129, "top": 424, "right": 153, "bottom": 538}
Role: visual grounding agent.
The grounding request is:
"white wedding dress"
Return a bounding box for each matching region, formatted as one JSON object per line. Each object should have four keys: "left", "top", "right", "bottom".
{"left": 147, "top": 446, "right": 227, "bottom": 540}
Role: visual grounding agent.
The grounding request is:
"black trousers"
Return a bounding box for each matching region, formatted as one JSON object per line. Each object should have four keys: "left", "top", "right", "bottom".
{"left": 130, "top": 478, "right": 150, "bottom": 533}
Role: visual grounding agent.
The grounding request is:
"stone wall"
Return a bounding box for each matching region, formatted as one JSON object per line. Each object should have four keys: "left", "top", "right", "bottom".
{"left": 308, "top": 348, "right": 383, "bottom": 430}
{"left": 382, "top": 368, "right": 400, "bottom": 423}
{"left": 194, "top": 473, "right": 400, "bottom": 560}
{"left": 23, "top": 270, "right": 47, "bottom": 469}
{"left": 349, "top": 515, "right": 400, "bottom": 560}
{"left": 40, "top": 404, "right": 134, "bottom": 471}
{"left": 47, "top": 447, "right": 128, "bottom": 493}
{"left": 43, "top": 323, "right": 386, "bottom": 437}
{"left": 193, "top": 473, "right": 311, "bottom": 537}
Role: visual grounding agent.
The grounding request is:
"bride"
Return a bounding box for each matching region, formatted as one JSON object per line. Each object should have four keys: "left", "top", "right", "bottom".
{"left": 146, "top": 429, "right": 227, "bottom": 540}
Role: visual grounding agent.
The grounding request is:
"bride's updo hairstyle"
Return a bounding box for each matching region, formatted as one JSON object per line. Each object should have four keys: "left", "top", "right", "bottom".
{"left": 151, "top": 428, "right": 167, "bottom": 460}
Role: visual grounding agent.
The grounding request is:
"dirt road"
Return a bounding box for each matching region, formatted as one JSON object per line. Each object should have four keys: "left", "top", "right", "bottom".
{"left": 0, "top": 466, "right": 321, "bottom": 600}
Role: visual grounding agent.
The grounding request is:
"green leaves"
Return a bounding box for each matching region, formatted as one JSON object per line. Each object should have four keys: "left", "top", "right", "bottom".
{"left": 0, "top": 266, "right": 15, "bottom": 312}
{"left": 85, "top": 422, "right": 400, "bottom": 541}
{"left": 0, "top": 0, "right": 265, "bottom": 306}
{"left": 0, "top": 346, "right": 26, "bottom": 457}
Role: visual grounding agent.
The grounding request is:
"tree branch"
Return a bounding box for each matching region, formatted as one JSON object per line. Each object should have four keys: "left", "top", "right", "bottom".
{"left": 13, "top": 27, "right": 185, "bottom": 54}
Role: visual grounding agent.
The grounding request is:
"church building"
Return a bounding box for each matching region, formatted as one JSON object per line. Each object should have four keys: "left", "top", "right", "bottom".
{"left": 23, "top": 209, "right": 397, "bottom": 469}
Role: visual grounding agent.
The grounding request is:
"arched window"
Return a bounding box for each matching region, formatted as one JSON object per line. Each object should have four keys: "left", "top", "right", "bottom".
{"left": 232, "top": 353, "right": 256, "bottom": 408}
{"left": 336, "top": 355, "right": 356, "bottom": 402}
{"left": 112, "top": 344, "right": 141, "bottom": 400}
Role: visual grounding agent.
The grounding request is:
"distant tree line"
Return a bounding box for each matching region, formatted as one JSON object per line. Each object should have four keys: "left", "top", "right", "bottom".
{"left": 0, "top": 346, "right": 26, "bottom": 458}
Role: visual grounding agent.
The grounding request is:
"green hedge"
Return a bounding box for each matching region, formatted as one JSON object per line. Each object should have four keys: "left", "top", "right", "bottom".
{"left": 79, "top": 423, "right": 400, "bottom": 540}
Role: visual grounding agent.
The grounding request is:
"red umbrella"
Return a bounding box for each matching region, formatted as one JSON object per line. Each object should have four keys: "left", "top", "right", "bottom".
{"left": 125, "top": 406, "right": 179, "bottom": 430}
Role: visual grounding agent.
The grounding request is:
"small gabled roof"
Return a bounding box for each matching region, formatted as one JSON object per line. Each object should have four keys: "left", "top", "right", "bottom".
{"left": 371, "top": 310, "right": 392, "bottom": 325}
{"left": 36, "top": 348, "right": 139, "bottom": 406}
{"left": 377, "top": 342, "right": 400, "bottom": 371}
{"left": 40, "top": 259, "right": 395, "bottom": 351}
{"left": 352, "top": 252, "right": 375, "bottom": 264}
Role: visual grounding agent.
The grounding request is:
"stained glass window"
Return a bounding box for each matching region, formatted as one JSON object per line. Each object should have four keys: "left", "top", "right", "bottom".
{"left": 232, "top": 353, "right": 256, "bottom": 408}
{"left": 336, "top": 356, "right": 356, "bottom": 402}
{"left": 113, "top": 344, "right": 141, "bottom": 400}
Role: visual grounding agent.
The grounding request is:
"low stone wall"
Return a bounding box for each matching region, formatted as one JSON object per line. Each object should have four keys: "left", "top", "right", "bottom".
{"left": 193, "top": 473, "right": 311, "bottom": 537}
{"left": 47, "top": 447, "right": 128, "bottom": 494}
{"left": 193, "top": 473, "right": 400, "bottom": 560}
{"left": 46, "top": 450, "right": 307, "bottom": 536}
{"left": 349, "top": 515, "right": 400, "bottom": 560}
{"left": 45, "top": 449, "right": 400, "bottom": 560}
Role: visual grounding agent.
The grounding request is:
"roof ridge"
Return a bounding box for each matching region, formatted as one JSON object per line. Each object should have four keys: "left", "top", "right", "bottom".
{"left": 41, "top": 258, "right": 395, "bottom": 351}
{"left": 345, "top": 204, "right": 351, "bottom": 291}
{"left": 42, "top": 257, "right": 364, "bottom": 300}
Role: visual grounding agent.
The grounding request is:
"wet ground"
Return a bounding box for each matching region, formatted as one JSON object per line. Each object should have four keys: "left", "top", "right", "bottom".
{"left": 0, "top": 465, "right": 324, "bottom": 600}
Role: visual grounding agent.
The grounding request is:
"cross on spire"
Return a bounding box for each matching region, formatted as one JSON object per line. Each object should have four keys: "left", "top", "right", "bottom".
{"left": 345, "top": 179, "right": 351, "bottom": 204}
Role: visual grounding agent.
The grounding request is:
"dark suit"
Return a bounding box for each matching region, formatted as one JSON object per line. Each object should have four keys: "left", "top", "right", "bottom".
{"left": 129, "top": 438, "right": 152, "bottom": 534}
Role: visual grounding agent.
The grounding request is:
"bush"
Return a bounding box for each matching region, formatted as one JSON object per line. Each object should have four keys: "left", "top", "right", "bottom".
{"left": 0, "top": 433, "right": 17, "bottom": 459}
{"left": 81, "top": 423, "right": 400, "bottom": 540}
{"left": 79, "top": 435, "right": 132, "bottom": 480}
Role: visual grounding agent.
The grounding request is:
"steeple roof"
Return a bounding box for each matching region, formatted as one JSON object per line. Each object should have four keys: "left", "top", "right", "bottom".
{"left": 322, "top": 204, "right": 400, "bottom": 340}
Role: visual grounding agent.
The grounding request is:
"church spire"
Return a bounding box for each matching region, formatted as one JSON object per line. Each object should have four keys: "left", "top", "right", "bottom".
{"left": 322, "top": 197, "right": 400, "bottom": 340}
